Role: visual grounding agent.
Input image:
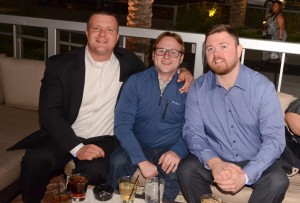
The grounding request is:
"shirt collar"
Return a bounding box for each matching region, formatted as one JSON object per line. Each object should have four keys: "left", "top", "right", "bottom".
{"left": 85, "top": 47, "right": 114, "bottom": 69}
{"left": 210, "top": 64, "right": 248, "bottom": 91}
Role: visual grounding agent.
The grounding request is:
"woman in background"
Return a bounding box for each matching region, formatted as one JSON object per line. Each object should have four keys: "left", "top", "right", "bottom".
{"left": 262, "top": 0, "right": 287, "bottom": 62}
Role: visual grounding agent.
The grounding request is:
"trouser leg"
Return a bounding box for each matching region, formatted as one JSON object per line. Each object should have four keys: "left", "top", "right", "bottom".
{"left": 142, "top": 147, "right": 181, "bottom": 200}
{"left": 157, "top": 167, "right": 180, "bottom": 200}
{"left": 21, "top": 138, "right": 71, "bottom": 203}
{"left": 177, "top": 154, "right": 213, "bottom": 203}
{"left": 106, "top": 147, "right": 137, "bottom": 189}
{"left": 74, "top": 136, "right": 119, "bottom": 186}
{"left": 249, "top": 161, "right": 289, "bottom": 203}
{"left": 262, "top": 51, "right": 270, "bottom": 61}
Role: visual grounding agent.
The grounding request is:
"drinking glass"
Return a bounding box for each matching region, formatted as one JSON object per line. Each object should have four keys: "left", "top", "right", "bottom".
{"left": 118, "top": 176, "right": 138, "bottom": 203}
{"left": 67, "top": 173, "right": 89, "bottom": 202}
{"left": 144, "top": 177, "right": 165, "bottom": 203}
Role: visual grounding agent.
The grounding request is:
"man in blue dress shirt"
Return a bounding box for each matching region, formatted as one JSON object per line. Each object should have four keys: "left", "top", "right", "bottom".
{"left": 177, "top": 24, "right": 289, "bottom": 203}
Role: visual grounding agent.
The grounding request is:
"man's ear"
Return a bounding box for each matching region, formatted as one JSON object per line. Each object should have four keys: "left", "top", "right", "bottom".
{"left": 152, "top": 51, "right": 155, "bottom": 60}
{"left": 237, "top": 44, "right": 243, "bottom": 59}
{"left": 180, "top": 54, "right": 184, "bottom": 64}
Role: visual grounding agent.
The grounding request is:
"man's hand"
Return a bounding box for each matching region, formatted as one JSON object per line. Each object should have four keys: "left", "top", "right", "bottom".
{"left": 138, "top": 161, "right": 158, "bottom": 179}
{"left": 76, "top": 144, "right": 105, "bottom": 160}
{"left": 158, "top": 151, "right": 180, "bottom": 174}
{"left": 208, "top": 158, "right": 233, "bottom": 182}
{"left": 177, "top": 68, "right": 194, "bottom": 93}
{"left": 208, "top": 157, "right": 245, "bottom": 193}
{"left": 214, "top": 165, "right": 246, "bottom": 193}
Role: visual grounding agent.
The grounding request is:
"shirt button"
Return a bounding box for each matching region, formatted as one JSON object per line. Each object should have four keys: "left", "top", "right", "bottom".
{"left": 233, "top": 140, "right": 236, "bottom": 143}
{"left": 231, "top": 125, "right": 234, "bottom": 128}
{"left": 228, "top": 110, "right": 231, "bottom": 112}
{"left": 236, "top": 154, "right": 238, "bottom": 157}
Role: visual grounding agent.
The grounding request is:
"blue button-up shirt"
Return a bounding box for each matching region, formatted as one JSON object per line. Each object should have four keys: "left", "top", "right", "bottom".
{"left": 183, "top": 64, "right": 285, "bottom": 184}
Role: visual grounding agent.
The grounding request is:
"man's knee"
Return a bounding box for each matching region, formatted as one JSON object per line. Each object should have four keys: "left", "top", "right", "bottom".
{"left": 270, "top": 172, "right": 289, "bottom": 192}
{"left": 177, "top": 154, "right": 197, "bottom": 178}
{"left": 110, "top": 147, "right": 130, "bottom": 168}
{"left": 22, "top": 149, "right": 53, "bottom": 171}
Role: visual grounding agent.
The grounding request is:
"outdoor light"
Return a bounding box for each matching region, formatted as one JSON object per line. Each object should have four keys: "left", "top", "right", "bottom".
{"left": 209, "top": 7, "right": 216, "bottom": 17}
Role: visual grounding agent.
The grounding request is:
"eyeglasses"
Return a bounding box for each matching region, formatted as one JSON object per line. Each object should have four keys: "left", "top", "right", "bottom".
{"left": 154, "top": 48, "right": 182, "bottom": 58}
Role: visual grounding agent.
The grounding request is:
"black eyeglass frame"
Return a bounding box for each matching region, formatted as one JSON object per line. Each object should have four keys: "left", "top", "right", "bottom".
{"left": 154, "top": 48, "right": 183, "bottom": 58}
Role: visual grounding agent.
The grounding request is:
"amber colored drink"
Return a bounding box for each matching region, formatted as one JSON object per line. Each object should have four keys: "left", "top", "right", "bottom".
{"left": 119, "top": 182, "right": 135, "bottom": 202}
{"left": 67, "top": 174, "right": 89, "bottom": 202}
{"left": 118, "top": 176, "right": 137, "bottom": 203}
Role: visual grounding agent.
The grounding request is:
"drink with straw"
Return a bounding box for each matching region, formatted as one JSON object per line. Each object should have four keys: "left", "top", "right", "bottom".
{"left": 118, "top": 176, "right": 139, "bottom": 203}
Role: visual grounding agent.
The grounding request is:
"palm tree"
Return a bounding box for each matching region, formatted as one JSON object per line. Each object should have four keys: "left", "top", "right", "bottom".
{"left": 126, "top": 0, "right": 154, "bottom": 67}
{"left": 229, "top": 0, "right": 247, "bottom": 27}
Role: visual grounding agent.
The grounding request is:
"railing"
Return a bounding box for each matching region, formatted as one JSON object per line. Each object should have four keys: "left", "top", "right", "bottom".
{"left": 0, "top": 14, "right": 300, "bottom": 94}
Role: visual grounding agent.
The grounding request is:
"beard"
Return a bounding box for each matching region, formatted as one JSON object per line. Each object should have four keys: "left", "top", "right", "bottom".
{"left": 209, "top": 57, "right": 238, "bottom": 76}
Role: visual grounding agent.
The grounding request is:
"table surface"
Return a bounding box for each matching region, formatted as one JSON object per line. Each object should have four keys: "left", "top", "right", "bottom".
{"left": 72, "top": 188, "right": 145, "bottom": 203}
{"left": 74, "top": 187, "right": 180, "bottom": 203}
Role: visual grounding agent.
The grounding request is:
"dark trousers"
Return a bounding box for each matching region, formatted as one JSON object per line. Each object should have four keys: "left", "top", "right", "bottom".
{"left": 177, "top": 154, "right": 289, "bottom": 203}
{"left": 20, "top": 135, "right": 118, "bottom": 203}
{"left": 107, "top": 147, "right": 181, "bottom": 200}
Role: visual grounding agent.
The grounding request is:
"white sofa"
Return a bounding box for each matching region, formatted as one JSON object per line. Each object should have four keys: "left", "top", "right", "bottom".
{"left": 0, "top": 54, "right": 43, "bottom": 202}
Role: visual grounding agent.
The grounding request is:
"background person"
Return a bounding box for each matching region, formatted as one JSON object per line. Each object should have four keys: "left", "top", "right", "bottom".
{"left": 107, "top": 32, "right": 189, "bottom": 200}
{"left": 177, "top": 24, "right": 288, "bottom": 203}
{"left": 285, "top": 98, "right": 300, "bottom": 136}
{"left": 15, "top": 11, "right": 193, "bottom": 203}
{"left": 262, "top": 0, "right": 287, "bottom": 62}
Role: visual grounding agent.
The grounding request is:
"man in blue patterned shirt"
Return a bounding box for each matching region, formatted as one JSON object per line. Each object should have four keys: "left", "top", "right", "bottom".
{"left": 177, "top": 24, "right": 289, "bottom": 203}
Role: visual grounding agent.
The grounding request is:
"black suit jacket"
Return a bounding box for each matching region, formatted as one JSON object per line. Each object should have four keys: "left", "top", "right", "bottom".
{"left": 8, "top": 46, "right": 146, "bottom": 154}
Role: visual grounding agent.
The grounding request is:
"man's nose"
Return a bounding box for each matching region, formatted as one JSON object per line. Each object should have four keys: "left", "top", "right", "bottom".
{"left": 213, "top": 48, "right": 220, "bottom": 56}
{"left": 163, "top": 50, "right": 171, "bottom": 58}
{"left": 98, "top": 29, "right": 106, "bottom": 36}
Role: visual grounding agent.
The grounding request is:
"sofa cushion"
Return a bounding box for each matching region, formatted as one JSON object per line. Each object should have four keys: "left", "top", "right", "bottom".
{"left": 0, "top": 54, "right": 5, "bottom": 104}
{"left": 0, "top": 56, "right": 45, "bottom": 110}
{"left": 0, "top": 105, "right": 39, "bottom": 191}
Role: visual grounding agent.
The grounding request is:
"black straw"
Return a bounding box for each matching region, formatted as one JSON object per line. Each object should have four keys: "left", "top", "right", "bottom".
{"left": 129, "top": 175, "right": 139, "bottom": 201}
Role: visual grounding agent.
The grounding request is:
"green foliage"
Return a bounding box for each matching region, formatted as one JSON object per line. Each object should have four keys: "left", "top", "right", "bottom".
{"left": 287, "top": 32, "right": 300, "bottom": 41}
{"left": 175, "top": 2, "right": 229, "bottom": 34}
{"left": 234, "top": 26, "right": 262, "bottom": 39}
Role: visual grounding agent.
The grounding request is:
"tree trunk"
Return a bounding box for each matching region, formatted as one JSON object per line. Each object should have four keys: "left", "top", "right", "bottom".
{"left": 126, "top": 0, "right": 154, "bottom": 67}
{"left": 230, "top": 0, "right": 247, "bottom": 27}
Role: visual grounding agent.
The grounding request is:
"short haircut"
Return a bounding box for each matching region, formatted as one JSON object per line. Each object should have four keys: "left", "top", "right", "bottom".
{"left": 205, "top": 24, "right": 240, "bottom": 46}
{"left": 86, "top": 11, "right": 119, "bottom": 32}
{"left": 153, "top": 31, "right": 185, "bottom": 53}
{"left": 273, "top": 0, "right": 283, "bottom": 12}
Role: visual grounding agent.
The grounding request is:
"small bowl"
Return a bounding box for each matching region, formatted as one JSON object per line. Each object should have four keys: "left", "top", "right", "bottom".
{"left": 93, "top": 184, "right": 114, "bottom": 201}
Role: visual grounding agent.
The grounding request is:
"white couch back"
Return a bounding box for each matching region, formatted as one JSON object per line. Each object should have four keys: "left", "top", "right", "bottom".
{"left": 0, "top": 55, "right": 45, "bottom": 110}
{"left": 277, "top": 92, "right": 296, "bottom": 115}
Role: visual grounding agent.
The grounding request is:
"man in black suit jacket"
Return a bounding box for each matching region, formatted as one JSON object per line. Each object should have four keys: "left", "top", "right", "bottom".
{"left": 18, "top": 11, "right": 193, "bottom": 202}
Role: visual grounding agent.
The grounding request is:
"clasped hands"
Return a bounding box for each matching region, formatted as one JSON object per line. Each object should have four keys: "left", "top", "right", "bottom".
{"left": 210, "top": 158, "right": 246, "bottom": 193}
{"left": 138, "top": 151, "right": 180, "bottom": 179}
